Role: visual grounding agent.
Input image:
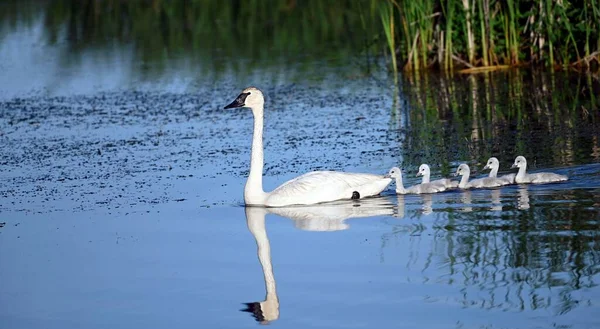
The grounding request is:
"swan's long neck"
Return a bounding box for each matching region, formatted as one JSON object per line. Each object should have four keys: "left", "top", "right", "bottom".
{"left": 245, "top": 107, "right": 268, "bottom": 204}
{"left": 516, "top": 162, "right": 527, "bottom": 180}
{"left": 489, "top": 164, "right": 499, "bottom": 178}
{"left": 423, "top": 169, "right": 430, "bottom": 183}
{"left": 395, "top": 175, "right": 406, "bottom": 194}
{"left": 459, "top": 170, "right": 470, "bottom": 188}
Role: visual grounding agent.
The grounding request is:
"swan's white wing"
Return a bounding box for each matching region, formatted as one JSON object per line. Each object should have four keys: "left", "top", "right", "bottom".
{"left": 405, "top": 182, "right": 446, "bottom": 194}
{"left": 265, "top": 171, "right": 391, "bottom": 207}
{"left": 529, "top": 172, "right": 568, "bottom": 183}
{"left": 431, "top": 178, "right": 457, "bottom": 188}
{"left": 468, "top": 177, "right": 505, "bottom": 188}
{"left": 499, "top": 173, "right": 516, "bottom": 184}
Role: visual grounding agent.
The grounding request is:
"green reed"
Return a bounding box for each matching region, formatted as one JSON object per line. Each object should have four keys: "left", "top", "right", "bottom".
{"left": 2, "top": 0, "right": 598, "bottom": 73}
{"left": 378, "top": 0, "right": 599, "bottom": 72}
{"left": 379, "top": 1, "right": 398, "bottom": 83}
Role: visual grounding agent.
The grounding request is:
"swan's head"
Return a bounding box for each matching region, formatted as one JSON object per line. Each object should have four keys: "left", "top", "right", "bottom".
{"left": 454, "top": 164, "right": 470, "bottom": 177}
{"left": 385, "top": 167, "right": 402, "bottom": 179}
{"left": 416, "top": 164, "right": 430, "bottom": 177}
{"left": 483, "top": 157, "right": 499, "bottom": 170}
{"left": 224, "top": 87, "right": 265, "bottom": 110}
{"left": 511, "top": 156, "right": 527, "bottom": 169}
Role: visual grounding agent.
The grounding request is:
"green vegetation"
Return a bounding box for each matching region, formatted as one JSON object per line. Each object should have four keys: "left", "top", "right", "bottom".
{"left": 1, "top": 0, "right": 597, "bottom": 74}
{"left": 377, "top": 0, "right": 600, "bottom": 74}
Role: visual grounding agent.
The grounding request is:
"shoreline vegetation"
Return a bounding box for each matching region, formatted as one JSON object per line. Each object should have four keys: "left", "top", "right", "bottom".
{"left": 376, "top": 0, "right": 600, "bottom": 77}
{"left": 1, "top": 0, "right": 598, "bottom": 76}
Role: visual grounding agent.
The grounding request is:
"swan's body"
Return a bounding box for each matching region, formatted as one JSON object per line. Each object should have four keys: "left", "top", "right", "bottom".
{"left": 225, "top": 87, "right": 392, "bottom": 207}
{"left": 417, "top": 164, "right": 458, "bottom": 188}
{"left": 264, "top": 171, "right": 392, "bottom": 207}
{"left": 388, "top": 167, "right": 446, "bottom": 194}
{"left": 454, "top": 163, "right": 505, "bottom": 189}
{"left": 510, "top": 156, "right": 568, "bottom": 184}
{"left": 482, "top": 157, "right": 514, "bottom": 185}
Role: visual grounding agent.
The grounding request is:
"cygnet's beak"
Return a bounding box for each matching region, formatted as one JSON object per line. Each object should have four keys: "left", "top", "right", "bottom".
{"left": 483, "top": 164, "right": 490, "bottom": 170}
{"left": 510, "top": 163, "right": 518, "bottom": 169}
{"left": 416, "top": 172, "right": 422, "bottom": 177}
{"left": 383, "top": 174, "right": 392, "bottom": 179}
{"left": 224, "top": 92, "right": 250, "bottom": 109}
{"left": 453, "top": 171, "right": 459, "bottom": 177}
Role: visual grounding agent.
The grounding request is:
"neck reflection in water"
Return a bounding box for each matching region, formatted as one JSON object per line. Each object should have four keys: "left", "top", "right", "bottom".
{"left": 241, "top": 197, "right": 397, "bottom": 323}
{"left": 243, "top": 207, "right": 279, "bottom": 324}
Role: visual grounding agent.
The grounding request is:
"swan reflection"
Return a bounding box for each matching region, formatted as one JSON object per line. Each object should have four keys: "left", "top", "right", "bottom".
{"left": 420, "top": 194, "right": 433, "bottom": 215}
{"left": 242, "top": 197, "right": 397, "bottom": 323}
{"left": 269, "top": 196, "right": 396, "bottom": 231}
{"left": 243, "top": 207, "right": 279, "bottom": 324}
{"left": 490, "top": 189, "right": 502, "bottom": 211}
{"left": 460, "top": 190, "right": 473, "bottom": 212}
{"left": 517, "top": 186, "right": 530, "bottom": 209}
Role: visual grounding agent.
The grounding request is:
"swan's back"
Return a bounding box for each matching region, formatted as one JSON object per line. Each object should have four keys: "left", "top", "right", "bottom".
{"left": 406, "top": 182, "right": 446, "bottom": 194}
{"left": 266, "top": 171, "right": 391, "bottom": 206}
{"left": 519, "top": 172, "right": 568, "bottom": 184}
{"left": 466, "top": 177, "right": 506, "bottom": 188}
{"left": 431, "top": 178, "right": 457, "bottom": 188}
{"left": 499, "top": 173, "right": 516, "bottom": 184}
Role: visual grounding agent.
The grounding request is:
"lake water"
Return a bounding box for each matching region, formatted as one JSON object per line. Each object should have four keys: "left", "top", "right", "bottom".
{"left": 1, "top": 4, "right": 600, "bottom": 329}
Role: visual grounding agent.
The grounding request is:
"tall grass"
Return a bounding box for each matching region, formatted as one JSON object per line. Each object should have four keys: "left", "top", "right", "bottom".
{"left": 2, "top": 0, "right": 598, "bottom": 73}
{"left": 378, "top": 0, "right": 600, "bottom": 72}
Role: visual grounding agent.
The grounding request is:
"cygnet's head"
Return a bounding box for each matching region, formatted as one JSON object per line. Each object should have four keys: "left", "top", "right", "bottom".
{"left": 224, "top": 87, "right": 265, "bottom": 110}
{"left": 483, "top": 157, "right": 499, "bottom": 170}
{"left": 417, "top": 164, "right": 430, "bottom": 177}
{"left": 511, "top": 156, "right": 527, "bottom": 169}
{"left": 454, "top": 164, "right": 470, "bottom": 177}
{"left": 385, "top": 167, "right": 402, "bottom": 179}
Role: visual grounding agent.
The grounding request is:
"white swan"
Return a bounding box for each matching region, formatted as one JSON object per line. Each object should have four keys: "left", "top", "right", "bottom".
{"left": 224, "top": 87, "right": 392, "bottom": 207}
{"left": 454, "top": 163, "right": 506, "bottom": 189}
{"left": 510, "top": 156, "right": 568, "bottom": 184}
{"left": 483, "top": 157, "right": 515, "bottom": 184}
{"left": 387, "top": 167, "right": 446, "bottom": 194}
{"left": 417, "top": 164, "right": 458, "bottom": 188}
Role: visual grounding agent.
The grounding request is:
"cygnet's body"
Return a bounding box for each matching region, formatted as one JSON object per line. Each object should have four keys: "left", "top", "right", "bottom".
{"left": 483, "top": 157, "right": 515, "bottom": 185}
{"left": 417, "top": 164, "right": 458, "bottom": 188}
{"left": 454, "top": 164, "right": 506, "bottom": 189}
{"left": 387, "top": 167, "right": 446, "bottom": 194}
{"left": 510, "top": 156, "right": 568, "bottom": 184}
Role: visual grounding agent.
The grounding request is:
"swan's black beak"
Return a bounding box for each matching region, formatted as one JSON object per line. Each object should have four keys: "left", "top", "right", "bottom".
{"left": 224, "top": 92, "right": 250, "bottom": 109}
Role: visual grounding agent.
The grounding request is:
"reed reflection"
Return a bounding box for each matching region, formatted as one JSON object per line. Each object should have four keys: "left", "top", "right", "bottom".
{"left": 398, "top": 71, "right": 600, "bottom": 173}
{"left": 377, "top": 178, "right": 600, "bottom": 316}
